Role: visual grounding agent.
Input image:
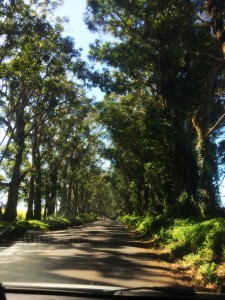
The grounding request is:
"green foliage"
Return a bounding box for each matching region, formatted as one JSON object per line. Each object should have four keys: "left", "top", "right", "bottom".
{"left": 138, "top": 214, "right": 173, "bottom": 237}
{"left": 199, "top": 262, "right": 218, "bottom": 284}
{"left": 121, "top": 214, "right": 172, "bottom": 237}
{"left": 0, "top": 215, "right": 97, "bottom": 241}
{"left": 85, "top": 0, "right": 224, "bottom": 217}
{"left": 75, "top": 214, "right": 98, "bottom": 224}
{"left": 1, "top": 0, "right": 225, "bottom": 221}
{"left": 121, "top": 214, "right": 225, "bottom": 284}
{"left": 28, "top": 220, "right": 49, "bottom": 231}
{"left": 43, "top": 217, "right": 82, "bottom": 230}
{"left": 161, "top": 218, "right": 225, "bottom": 258}
{"left": 0, "top": 0, "right": 106, "bottom": 221}
{"left": 121, "top": 215, "right": 140, "bottom": 229}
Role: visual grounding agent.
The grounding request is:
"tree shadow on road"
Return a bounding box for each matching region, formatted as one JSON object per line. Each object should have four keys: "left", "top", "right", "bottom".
{"left": 0, "top": 220, "right": 180, "bottom": 288}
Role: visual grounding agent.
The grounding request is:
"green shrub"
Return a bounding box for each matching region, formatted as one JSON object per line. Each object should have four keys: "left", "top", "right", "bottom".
{"left": 199, "top": 262, "right": 218, "bottom": 284}
{"left": 155, "top": 218, "right": 225, "bottom": 259}
{"left": 202, "top": 218, "right": 225, "bottom": 254}
{"left": 121, "top": 214, "right": 172, "bottom": 237}
{"left": 136, "top": 214, "right": 171, "bottom": 237}
{"left": 78, "top": 214, "right": 97, "bottom": 223}
{"left": 120, "top": 214, "right": 225, "bottom": 285}
{"left": 0, "top": 214, "right": 97, "bottom": 241}
{"left": 28, "top": 220, "right": 49, "bottom": 231}
{"left": 121, "top": 215, "right": 143, "bottom": 229}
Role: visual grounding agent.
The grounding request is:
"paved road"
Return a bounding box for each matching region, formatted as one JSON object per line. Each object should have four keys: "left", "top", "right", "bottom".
{"left": 0, "top": 220, "right": 175, "bottom": 288}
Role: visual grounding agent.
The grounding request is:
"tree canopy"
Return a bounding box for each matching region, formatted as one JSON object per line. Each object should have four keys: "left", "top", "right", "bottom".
{"left": 0, "top": 0, "right": 225, "bottom": 221}
{"left": 0, "top": 0, "right": 112, "bottom": 221}
{"left": 85, "top": 0, "right": 225, "bottom": 217}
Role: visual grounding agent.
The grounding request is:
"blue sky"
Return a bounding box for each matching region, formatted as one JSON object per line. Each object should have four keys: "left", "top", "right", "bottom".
{"left": 55, "top": 0, "right": 105, "bottom": 100}
{"left": 56, "top": 0, "right": 99, "bottom": 59}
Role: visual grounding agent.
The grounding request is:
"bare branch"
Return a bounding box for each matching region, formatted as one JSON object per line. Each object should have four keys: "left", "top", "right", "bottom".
{"left": 206, "top": 112, "right": 225, "bottom": 137}
{"left": 190, "top": 51, "right": 225, "bottom": 63}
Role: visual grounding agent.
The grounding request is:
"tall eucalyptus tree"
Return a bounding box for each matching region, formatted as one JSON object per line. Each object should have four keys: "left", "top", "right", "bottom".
{"left": 85, "top": 0, "right": 225, "bottom": 216}
{"left": 0, "top": 0, "right": 85, "bottom": 220}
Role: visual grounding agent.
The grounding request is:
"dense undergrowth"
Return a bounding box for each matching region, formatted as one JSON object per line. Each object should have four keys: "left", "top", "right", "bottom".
{"left": 120, "top": 214, "right": 225, "bottom": 287}
{"left": 0, "top": 214, "right": 97, "bottom": 241}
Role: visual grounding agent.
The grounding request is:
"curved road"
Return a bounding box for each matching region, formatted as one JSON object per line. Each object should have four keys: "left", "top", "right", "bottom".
{"left": 0, "top": 220, "right": 175, "bottom": 288}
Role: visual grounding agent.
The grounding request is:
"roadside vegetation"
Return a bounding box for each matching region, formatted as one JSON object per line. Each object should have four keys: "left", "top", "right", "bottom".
{"left": 121, "top": 214, "right": 225, "bottom": 290}
{"left": 0, "top": 214, "right": 97, "bottom": 242}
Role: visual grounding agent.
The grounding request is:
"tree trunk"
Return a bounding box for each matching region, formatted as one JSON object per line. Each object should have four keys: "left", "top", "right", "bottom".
{"left": 26, "top": 173, "right": 35, "bottom": 220}
{"left": 67, "top": 176, "right": 74, "bottom": 216}
{"left": 192, "top": 65, "right": 220, "bottom": 216}
{"left": 4, "top": 111, "right": 26, "bottom": 221}
{"left": 73, "top": 180, "right": 79, "bottom": 216}
{"left": 47, "top": 168, "right": 58, "bottom": 216}
{"left": 57, "top": 164, "right": 68, "bottom": 214}
{"left": 32, "top": 118, "right": 42, "bottom": 220}
{"left": 34, "top": 144, "right": 42, "bottom": 219}
{"left": 80, "top": 183, "right": 85, "bottom": 214}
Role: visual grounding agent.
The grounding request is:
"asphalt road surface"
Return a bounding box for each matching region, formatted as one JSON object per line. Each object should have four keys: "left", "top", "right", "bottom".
{"left": 0, "top": 220, "right": 175, "bottom": 288}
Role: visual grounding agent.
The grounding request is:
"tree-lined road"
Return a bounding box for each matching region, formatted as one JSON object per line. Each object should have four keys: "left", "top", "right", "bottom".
{"left": 0, "top": 221, "right": 175, "bottom": 288}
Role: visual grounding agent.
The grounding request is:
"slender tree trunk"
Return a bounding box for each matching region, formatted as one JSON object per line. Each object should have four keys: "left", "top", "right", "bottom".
{"left": 47, "top": 168, "right": 58, "bottom": 216}
{"left": 80, "top": 183, "right": 86, "bottom": 214}
{"left": 67, "top": 176, "right": 74, "bottom": 216}
{"left": 58, "top": 164, "right": 68, "bottom": 214}
{"left": 73, "top": 180, "right": 79, "bottom": 216}
{"left": 33, "top": 119, "right": 42, "bottom": 220}
{"left": 26, "top": 173, "right": 35, "bottom": 219}
{"left": 4, "top": 111, "right": 25, "bottom": 221}
{"left": 34, "top": 144, "right": 42, "bottom": 219}
{"left": 44, "top": 176, "right": 50, "bottom": 218}
{"left": 59, "top": 183, "right": 67, "bottom": 214}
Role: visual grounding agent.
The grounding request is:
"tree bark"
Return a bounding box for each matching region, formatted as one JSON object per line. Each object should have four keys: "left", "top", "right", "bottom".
{"left": 46, "top": 168, "right": 58, "bottom": 217}
{"left": 3, "top": 110, "right": 25, "bottom": 221}
{"left": 26, "top": 173, "right": 35, "bottom": 220}
{"left": 34, "top": 143, "right": 42, "bottom": 219}
{"left": 33, "top": 120, "right": 42, "bottom": 220}
{"left": 73, "top": 180, "right": 79, "bottom": 216}
{"left": 192, "top": 65, "right": 220, "bottom": 216}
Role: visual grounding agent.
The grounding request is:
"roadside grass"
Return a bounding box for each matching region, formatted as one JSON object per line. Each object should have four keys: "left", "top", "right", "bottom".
{"left": 120, "top": 214, "right": 225, "bottom": 289}
{"left": 0, "top": 214, "right": 97, "bottom": 241}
